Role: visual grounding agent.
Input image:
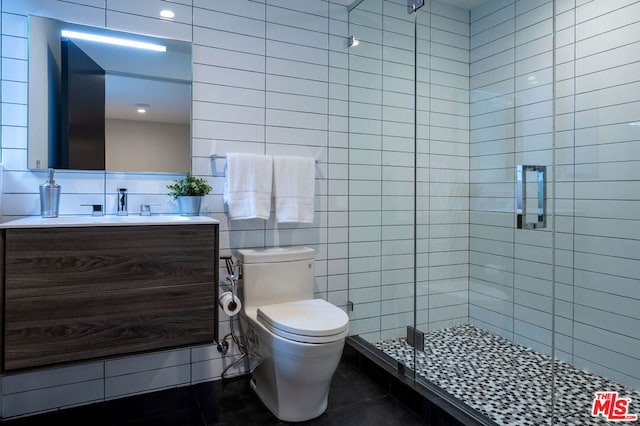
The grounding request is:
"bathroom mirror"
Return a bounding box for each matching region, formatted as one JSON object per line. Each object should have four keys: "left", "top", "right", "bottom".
{"left": 28, "top": 16, "right": 192, "bottom": 173}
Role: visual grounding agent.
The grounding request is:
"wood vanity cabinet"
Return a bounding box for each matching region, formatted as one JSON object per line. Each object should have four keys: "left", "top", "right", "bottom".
{"left": 1, "top": 224, "right": 218, "bottom": 371}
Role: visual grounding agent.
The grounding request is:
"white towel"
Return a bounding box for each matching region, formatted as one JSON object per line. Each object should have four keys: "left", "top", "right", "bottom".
{"left": 272, "top": 156, "right": 315, "bottom": 224}
{"left": 224, "top": 153, "right": 272, "bottom": 220}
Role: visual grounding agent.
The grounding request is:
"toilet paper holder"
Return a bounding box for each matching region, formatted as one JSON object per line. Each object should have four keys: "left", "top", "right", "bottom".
{"left": 216, "top": 261, "right": 249, "bottom": 375}
{"left": 219, "top": 291, "right": 242, "bottom": 316}
{"left": 218, "top": 265, "right": 242, "bottom": 317}
{"left": 226, "top": 265, "right": 241, "bottom": 310}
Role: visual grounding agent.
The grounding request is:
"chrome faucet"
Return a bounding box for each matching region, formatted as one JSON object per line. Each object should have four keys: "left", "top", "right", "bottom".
{"left": 117, "top": 188, "right": 128, "bottom": 216}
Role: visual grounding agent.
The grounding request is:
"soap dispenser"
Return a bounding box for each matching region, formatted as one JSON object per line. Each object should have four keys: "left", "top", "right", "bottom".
{"left": 40, "top": 168, "right": 61, "bottom": 218}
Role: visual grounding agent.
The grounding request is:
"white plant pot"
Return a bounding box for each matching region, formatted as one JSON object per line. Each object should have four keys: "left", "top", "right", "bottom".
{"left": 178, "top": 196, "right": 202, "bottom": 216}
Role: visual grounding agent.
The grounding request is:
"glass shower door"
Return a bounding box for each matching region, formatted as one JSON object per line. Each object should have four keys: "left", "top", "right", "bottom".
{"left": 347, "top": 0, "right": 418, "bottom": 374}
{"left": 346, "top": 1, "right": 640, "bottom": 424}
{"left": 412, "top": 0, "right": 473, "bottom": 389}
{"left": 468, "top": 0, "right": 558, "bottom": 422}
{"left": 552, "top": 0, "right": 640, "bottom": 423}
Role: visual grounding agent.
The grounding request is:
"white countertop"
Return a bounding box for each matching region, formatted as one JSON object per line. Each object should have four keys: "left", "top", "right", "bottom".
{"left": 0, "top": 215, "right": 220, "bottom": 229}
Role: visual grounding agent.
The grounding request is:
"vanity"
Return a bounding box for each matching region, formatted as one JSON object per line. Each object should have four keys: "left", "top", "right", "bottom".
{"left": 0, "top": 216, "right": 219, "bottom": 372}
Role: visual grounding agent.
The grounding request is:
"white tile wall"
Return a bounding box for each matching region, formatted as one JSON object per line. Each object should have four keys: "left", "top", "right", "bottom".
{"left": 0, "top": 0, "right": 351, "bottom": 418}
{"left": 2, "top": 0, "right": 639, "bottom": 419}
{"left": 348, "top": 0, "right": 469, "bottom": 341}
{"left": 470, "top": 0, "right": 640, "bottom": 391}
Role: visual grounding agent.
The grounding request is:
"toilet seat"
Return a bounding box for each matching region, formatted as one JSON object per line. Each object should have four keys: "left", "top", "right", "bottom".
{"left": 257, "top": 299, "right": 349, "bottom": 344}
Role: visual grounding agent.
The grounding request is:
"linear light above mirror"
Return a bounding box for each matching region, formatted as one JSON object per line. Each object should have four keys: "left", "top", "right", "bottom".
{"left": 60, "top": 29, "right": 168, "bottom": 52}
{"left": 28, "top": 16, "right": 192, "bottom": 174}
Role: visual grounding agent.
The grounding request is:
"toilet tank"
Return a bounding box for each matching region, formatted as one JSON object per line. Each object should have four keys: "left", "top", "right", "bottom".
{"left": 238, "top": 246, "right": 315, "bottom": 310}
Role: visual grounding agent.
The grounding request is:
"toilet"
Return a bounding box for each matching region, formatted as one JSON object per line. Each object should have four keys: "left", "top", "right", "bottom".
{"left": 237, "top": 246, "right": 349, "bottom": 422}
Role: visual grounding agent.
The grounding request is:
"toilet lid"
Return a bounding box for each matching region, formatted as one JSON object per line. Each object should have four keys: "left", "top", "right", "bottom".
{"left": 257, "top": 299, "right": 349, "bottom": 344}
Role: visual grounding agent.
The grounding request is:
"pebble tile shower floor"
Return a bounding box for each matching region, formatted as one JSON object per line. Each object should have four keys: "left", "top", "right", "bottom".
{"left": 375, "top": 324, "right": 640, "bottom": 426}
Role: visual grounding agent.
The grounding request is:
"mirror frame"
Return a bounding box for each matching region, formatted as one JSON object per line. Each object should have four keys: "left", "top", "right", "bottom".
{"left": 27, "top": 16, "right": 193, "bottom": 174}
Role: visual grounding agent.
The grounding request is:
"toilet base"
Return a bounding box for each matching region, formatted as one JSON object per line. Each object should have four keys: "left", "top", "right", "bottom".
{"left": 250, "top": 376, "right": 328, "bottom": 422}
{"left": 245, "top": 316, "right": 345, "bottom": 422}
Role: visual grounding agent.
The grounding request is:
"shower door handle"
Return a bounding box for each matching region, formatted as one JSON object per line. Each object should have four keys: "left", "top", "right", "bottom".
{"left": 516, "top": 165, "right": 546, "bottom": 229}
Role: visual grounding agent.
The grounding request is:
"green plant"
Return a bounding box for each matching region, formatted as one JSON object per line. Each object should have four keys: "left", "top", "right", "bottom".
{"left": 167, "top": 173, "right": 212, "bottom": 200}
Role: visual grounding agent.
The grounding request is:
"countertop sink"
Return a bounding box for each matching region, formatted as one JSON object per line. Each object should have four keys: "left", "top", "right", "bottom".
{"left": 0, "top": 215, "right": 219, "bottom": 228}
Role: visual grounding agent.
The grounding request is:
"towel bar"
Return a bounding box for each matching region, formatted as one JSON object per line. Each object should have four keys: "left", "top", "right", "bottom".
{"left": 211, "top": 154, "right": 320, "bottom": 164}
{"left": 211, "top": 154, "right": 320, "bottom": 177}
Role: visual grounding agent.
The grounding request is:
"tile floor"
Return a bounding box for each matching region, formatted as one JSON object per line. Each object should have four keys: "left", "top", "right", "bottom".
{"left": 375, "top": 324, "right": 640, "bottom": 426}
{"left": 0, "top": 355, "right": 430, "bottom": 426}
{"left": 8, "top": 324, "right": 629, "bottom": 426}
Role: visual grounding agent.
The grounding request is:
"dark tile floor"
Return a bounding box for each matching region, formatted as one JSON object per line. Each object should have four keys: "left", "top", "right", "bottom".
{"left": 0, "top": 356, "right": 429, "bottom": 426}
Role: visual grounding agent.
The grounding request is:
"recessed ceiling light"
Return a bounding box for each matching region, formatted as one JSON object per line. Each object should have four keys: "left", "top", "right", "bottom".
{"left": 135, "top": 103, "right": 150, "bottom": 114}
{"left": 160, "top": 9, "right": 175, "bottom": 19}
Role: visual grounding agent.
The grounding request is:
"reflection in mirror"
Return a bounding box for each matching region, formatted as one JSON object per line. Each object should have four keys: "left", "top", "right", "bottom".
{"left": 28, "top": 16, "right": 192, "bottom": 173}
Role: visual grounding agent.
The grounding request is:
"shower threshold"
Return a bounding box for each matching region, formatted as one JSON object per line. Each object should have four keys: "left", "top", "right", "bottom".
{"left": 370, "top": 324, "right": 640, "bottom": 426}
{"left": 345, "top": 336, "right": 493, "bottom": 426}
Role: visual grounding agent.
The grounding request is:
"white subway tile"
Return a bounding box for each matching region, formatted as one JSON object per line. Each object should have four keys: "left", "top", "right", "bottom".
{"left": 2, "top": 13, "right": 28, "bottom": 38}
{"left": 193, "top": 27, "right": 264, "bottom": 55}
{"left": 2, "top": 125, "right": 27, "bottom": 150}
{"left": 192, "top": 120, "right": 264, "bottom": 143}
{"left": 266, "top": 4, "right": 327, "bottom": 33}
{"left": 194, "top": 45, "right": 265, "bottom": 72}
{"left": 383, "top": 31, "right": 413, "bottom": 51}
{"left": 194, "top": 102, "right": 265, "bottom": 126}
{"left": 267, "top": 109, "right": 327, "bottom": 130}
{"left": 3, "top": 0, "right": 106, "bottom": 27}
{"left": 471, "top": 2, "right": 515, "bottom": 36}
{"left": 267, "top": 40, "right": 328, "bottom": 66}
{"left": 2, "top": 35, "right": 27, "bottom": 60}
{"left": 515, "top": 2, "right": 552, "bottom": 31}
{"left": 331, "top": 52, "right": 349, "bottom": 75}
{"left": 193, "top": 83, "right": 264, "bottom": 108}
{"left": 3, "top": 362, "right": 103, "bottom": 394}
{"left": 265, "top": 125, "right": 327, "bottom": 146}
{"left": 432, "top": 28, "right": 469, "bottom": 51}
{"left": 3, "top": 380, "right": 104, "bottom": 418}
{"left": 2, "top": 57, "right": 27, "bottom": 84}
{"left": 106, "top": 10, "right": 192, "bottom": 42}
{"left": 1, "top": 103, "right": 27, "bottom": 127}
{"left": 107, "top": 0, "right": 192, "bottom": 25}
{"left": 267, "top": 74, "right": 327, "bottom": 97}
{"left": 266, "top": 57, "right": 328, "bottom": 81}
{"left": 576, "top": 1, "right": 640, "bottom": 40}
{"left": 1, "top": 147, "right": 27, "bottom": 172}
{"left": 105, "top": 364, "right": 191, "bottom": 399}
{"left": 1, "top": 81, "right": 27, "bottom": 105}
{"left": 195, "top": 0, "right": 265, "bottom": 21}
{"left": 193, "top": 64, "right": 265, "bottom": 90}
{"left": 269, "top": 22, "right": 328, "bottom": 50}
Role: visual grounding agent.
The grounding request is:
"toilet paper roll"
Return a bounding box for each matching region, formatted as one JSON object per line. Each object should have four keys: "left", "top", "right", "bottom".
{"left": 219, "top": 291, "right": 242, "bottom": 316}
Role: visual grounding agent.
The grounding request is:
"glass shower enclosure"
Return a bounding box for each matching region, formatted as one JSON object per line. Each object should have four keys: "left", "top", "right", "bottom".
{"left": 347, "top": 0, "right": 640, "bottom": 424}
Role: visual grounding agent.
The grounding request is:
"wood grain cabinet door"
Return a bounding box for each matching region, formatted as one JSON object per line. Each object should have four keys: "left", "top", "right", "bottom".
{"left": 3, "top": 224, "right": 218, "bottom": 371}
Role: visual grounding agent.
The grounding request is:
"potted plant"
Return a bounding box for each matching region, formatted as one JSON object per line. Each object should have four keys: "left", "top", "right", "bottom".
{"left": 167, "top": 172, "right": 212, "bottom": 216}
